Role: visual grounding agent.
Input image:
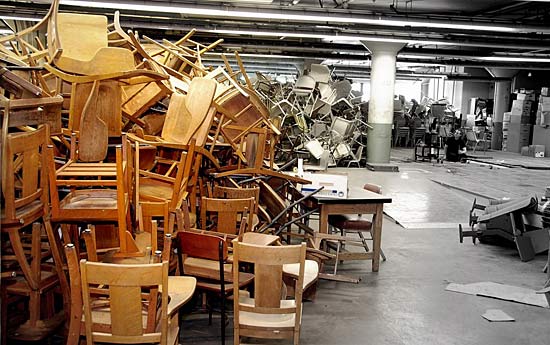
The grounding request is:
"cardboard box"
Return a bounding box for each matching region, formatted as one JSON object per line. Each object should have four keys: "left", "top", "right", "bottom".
{"left": 511, "top": 100, "right": 532, "bottom": 115}
{"left": 523, "top": 145, "right": 546, "bottom": 157}
{"left": 299, "top": 172, "right": 348, "bottom": 199}
{"left": 540, "top": 96, "right": 550, "bottom": 106}
{"left": 542, "top": 87, "right": 549, "bottom": 97}
{"left": 532, "top": 145, "right": 545, "bottom": 157}
{"left": 506, "top": 123, "right": 532, "bottom": 152}
{"left": 517, "top": 93, "right": 536, "bottom": 101}
{"left": 503, "top": 112, "right": 511, "bottom": 122}
{"left": 509, "top": 114, "right": 531, "bottom": 124}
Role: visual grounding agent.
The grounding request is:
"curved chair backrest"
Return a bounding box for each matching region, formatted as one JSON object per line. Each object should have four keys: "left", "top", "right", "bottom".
{"left": 2, "top": 125, "right": 49, "bottom": 222}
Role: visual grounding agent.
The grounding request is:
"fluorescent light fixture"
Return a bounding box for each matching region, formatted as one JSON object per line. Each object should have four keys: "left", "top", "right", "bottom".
{"left": 0, "top": 15, "right": 41, "bottom": 22}
{"left": 478, "top": 56, "right": 550, "bottom": 63}
{"left": 204, "top": 52, "right": 304, "bottom": 60}
{"left": 205, "top": 28, "right": 455, "bottom": 46}
{"left": 398, "top": 54, "right": 438, "bottom": 60}
{"left": 60, "top": 0, "right": 530, "bottom": 33}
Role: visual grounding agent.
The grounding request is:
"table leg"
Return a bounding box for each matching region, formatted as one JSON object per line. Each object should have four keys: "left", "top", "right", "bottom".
{"left": 319, "top": 205, "right": 329, "bottom": 234}
{"left": 371, "top": 204, "right": 384, "bottom": 272}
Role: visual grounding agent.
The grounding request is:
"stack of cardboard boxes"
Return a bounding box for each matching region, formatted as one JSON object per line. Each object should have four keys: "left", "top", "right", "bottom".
{"left": 504, "top": 92, "right": 536, "bottom": 153}
{"left": 532, "top": 87, "right": 550, "bottom": 157}
{"left": 536, "top": 87, "right": 550, "bottom": 127}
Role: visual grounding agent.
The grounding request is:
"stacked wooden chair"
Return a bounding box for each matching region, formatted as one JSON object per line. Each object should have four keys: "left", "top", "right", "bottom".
{"left": 1, "top": 124, "right": 68, "bottom": 342}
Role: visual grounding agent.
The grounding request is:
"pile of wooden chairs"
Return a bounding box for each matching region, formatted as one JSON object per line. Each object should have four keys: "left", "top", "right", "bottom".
{"left": 1, "top": 0, "right": 329, "bottom": 344}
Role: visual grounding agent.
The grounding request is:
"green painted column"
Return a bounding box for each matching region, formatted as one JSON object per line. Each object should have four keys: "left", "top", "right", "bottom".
{"left": 361, "top": 41, "right": 405, "bottom": 163}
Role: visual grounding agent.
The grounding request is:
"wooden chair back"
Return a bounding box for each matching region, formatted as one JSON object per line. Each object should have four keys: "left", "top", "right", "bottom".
{"left": 200, "top": 197, "right": 254, "bottom": 235}
{"left": 212, "top": 185, "right": 260, "bottom": 215}
{"left": 0, "top": 96, "right": 63, "bottom": 134}
{"left": 47, "top": 2, "right": 134, "bottom": 75}
{"left": 1, "top": 125, "right": 49, "bottom": 224}
{"left": 80, "top": 260, "right": 169, "bottom": 345}
{"left": 177, "top": 230, "right": 228, "bottom": 263}
{"left": 134, "top": 139, "right": 196, "bottom": 234}
{"left": 232, "top": 242, "right": 306, "bottom": 344}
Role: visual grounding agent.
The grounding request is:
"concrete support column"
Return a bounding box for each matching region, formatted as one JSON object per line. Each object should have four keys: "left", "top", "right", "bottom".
{"left": 361, "top": 41, "right": 405, "bottom": 163}
{"left": 421, "top": 79, "right": 430, "bottom": 100}
{"left": 486, "top": 68, "right": 518, "bottom": 150}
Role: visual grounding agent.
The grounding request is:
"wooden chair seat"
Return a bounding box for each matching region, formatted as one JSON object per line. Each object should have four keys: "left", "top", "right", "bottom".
{"left": 139, "top": 181, "right": 174, "bottom": 201}
{"left": 1, "top": 201, "right": 43, "bottom": 228}
{"left": 138, "top": 183, "right": 197, "bottom": 228}
{"left": 326, "top": 183, "right": 386, "bottom": 262}
{"left": 283, "top": 260, "right": 319, "bottom": 291}
{"left": 164, "top": 276, "right": 197, "bottom": 316}
{"left": 82, "top": 305, "right": 149, "bottom": 330}
{"left": 59, "top": 190, "right": 118, "bottom": 213}
{"left": 328, "top": 214, "right": 373, "bottom": 231}
{"left": 238, "top": 296, "right": 298, "bottom": 328}
{"left": 183, "top": 257, "right": 256, "bottom": 288}
{"left": 240, "top": 232, "right": 279, "bottom": 246}
{"left": 6, "top": 270, "right": 59, "bottom": 296}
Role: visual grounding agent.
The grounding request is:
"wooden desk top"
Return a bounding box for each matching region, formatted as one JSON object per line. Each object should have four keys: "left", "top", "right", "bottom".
{"left": 312, "top": 186, "right": 392, "bottom": 204}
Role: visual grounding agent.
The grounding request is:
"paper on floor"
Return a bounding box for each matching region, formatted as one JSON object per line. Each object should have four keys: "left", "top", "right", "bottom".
{"left": 446, "top": 281, "right": 549, "bottom": 308}
{"left": 482, "top": 309, "right": 515, "bottom": 322}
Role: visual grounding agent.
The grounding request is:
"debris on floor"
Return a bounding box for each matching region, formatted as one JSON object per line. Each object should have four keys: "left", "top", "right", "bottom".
{"left": 482, "top": 309, "right": 515, "bottom": 322}
{"left": 446, "top": 282, "right": 550, "bottom": 308}
{"left": 458, "top": 195, "right": 549, "bottom": 261}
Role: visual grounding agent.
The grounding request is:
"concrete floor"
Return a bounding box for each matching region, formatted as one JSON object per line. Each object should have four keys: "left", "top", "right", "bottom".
{"left": 181, "top": 148, "right": 550, "bottom": 345}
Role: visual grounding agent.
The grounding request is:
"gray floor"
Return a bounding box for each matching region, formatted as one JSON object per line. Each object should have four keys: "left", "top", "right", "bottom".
{"left": 181, "top": 148, "right": 550, "bottom": 345}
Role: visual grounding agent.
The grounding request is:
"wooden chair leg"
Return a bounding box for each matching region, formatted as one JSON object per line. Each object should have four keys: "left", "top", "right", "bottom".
{"left": 43, "top": 218, "right": 71, "bottom": 324}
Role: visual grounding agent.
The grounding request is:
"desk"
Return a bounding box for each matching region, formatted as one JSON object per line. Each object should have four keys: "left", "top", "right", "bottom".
{"left": 313, "top": 185, "right": 392, "bottom": 272}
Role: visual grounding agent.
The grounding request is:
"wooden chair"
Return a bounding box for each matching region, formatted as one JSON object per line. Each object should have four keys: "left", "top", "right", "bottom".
{"left": 200, "top": 196, "right": 255, "bottom": 235}
{"left": 47, "top": 135, "right": 140, "bottom": 256}
{"left": 133, "top": 138, "right": 197, "bottom": 239}
{"left": 176, "top": 231, "right": 254, "bottom": 345}
{"left": 255, "top": 181, "right": 325, "bottom": 300}
{"left": 212, "top": 185, "right": 261, "bottom": 230}
{"left": 213, "top": 125, "right": 309, "bottom": 185}
{"left": 126, "top": 77, "right": 220, "bottom": 212}
{"left": 0, "top": 124, "right": 68, "bottom": 341}
{"left": 47, "top": 0, "right": 135, "bottom": 75}
{"left": 79, "top": 258, "right": 169, "bottom": 344}
{"left": 232, "top": 241, "right": 306, "bottom": 345}
{"left": 65, "top": 233, "right": 196, "bottom": 345}
{"left": 328, "top": 183, "right": 387, "bottom": 261}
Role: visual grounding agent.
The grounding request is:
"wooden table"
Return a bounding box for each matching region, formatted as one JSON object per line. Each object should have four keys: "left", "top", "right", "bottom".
{"left": 314, "top": 185, "right": 392, "bottom": 272}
